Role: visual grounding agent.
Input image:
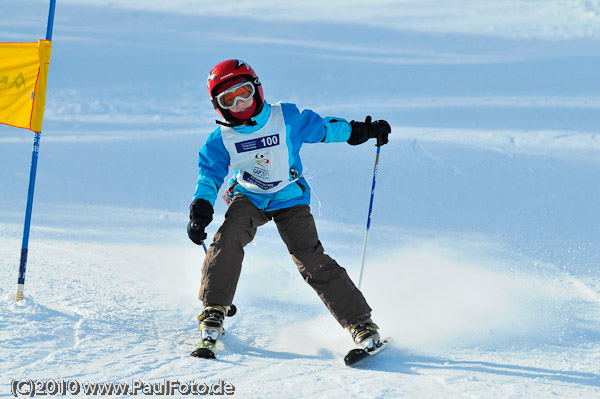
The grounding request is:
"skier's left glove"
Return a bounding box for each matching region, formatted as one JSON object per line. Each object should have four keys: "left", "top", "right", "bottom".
{"left": 187, "top": 198, "right": 213, "bottom": 245}
{"left": 347, "top": 116, "right": 391, "bottom": 147}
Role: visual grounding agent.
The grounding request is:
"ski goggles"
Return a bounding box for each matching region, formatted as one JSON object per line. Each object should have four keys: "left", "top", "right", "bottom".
{"left": 215, "top": 81, "right": 255, "bottom": 109}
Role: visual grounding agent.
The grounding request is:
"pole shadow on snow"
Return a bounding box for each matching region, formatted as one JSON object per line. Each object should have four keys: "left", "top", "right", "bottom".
{"left": 361, "top": 348, "right": 600, "bottom": 387}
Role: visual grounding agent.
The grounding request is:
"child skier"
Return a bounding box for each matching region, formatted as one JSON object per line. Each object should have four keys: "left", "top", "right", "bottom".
{"left": 188, "top": 59, "right": 390, "bottom": 357}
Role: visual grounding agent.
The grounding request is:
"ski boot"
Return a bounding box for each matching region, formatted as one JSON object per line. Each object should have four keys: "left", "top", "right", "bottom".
{"left": 347, "top": 318, "right": 381, "bottom": 350}
{"left": 344, "top": 318, "right": 388, "bottom": 366}
{"left": 199, "top": 305, "right": 227, "bottom": 340}
{"left": 191, "top": 305, "right": 236, "bottom": 358}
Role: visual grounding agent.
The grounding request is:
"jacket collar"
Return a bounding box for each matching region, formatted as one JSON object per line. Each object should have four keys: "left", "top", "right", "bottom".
{"left": 234, "top": 102, "right": 271, "bottom": 134}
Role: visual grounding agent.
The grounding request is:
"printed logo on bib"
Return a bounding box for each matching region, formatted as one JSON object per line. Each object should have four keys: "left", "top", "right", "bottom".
{"left": 251, "top": 149, "right": 271, "bottom": 180}
{"left": 235, "top": 134, "right": 280, "bottom": 153}
{"left": 242, "top": 172, "right": 282, "bottom": 190}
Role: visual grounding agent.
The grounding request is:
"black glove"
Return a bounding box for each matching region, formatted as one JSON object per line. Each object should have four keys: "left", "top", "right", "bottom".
{"left": 187, "top": 198, "right": 214, "bottom": 245}
{"left": 347, "top": 116, "right": 391, "bottom": 147}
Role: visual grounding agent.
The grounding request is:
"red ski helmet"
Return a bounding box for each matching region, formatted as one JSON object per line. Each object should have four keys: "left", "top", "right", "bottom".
{"left": 207, "top": 59, "right": 264, "bottom": 123}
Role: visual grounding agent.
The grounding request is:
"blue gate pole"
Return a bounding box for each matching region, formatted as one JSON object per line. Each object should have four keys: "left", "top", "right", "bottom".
{"left": 15, "top": 0, "right": 57, "bottom": 302}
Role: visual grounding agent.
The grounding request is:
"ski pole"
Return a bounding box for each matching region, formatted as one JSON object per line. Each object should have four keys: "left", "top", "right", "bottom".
{"left": 358, "top": 145, "right": 381, "bottom": 290}
{"left": 201, "top": 241, "right": 208, "bottom": 253}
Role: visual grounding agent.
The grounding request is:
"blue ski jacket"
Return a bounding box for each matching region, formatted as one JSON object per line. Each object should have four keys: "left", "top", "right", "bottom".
{"left": 193, "top": 102, "right": 352, "bottom": 211}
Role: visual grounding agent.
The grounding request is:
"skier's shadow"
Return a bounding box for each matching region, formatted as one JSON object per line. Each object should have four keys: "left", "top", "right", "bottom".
{"left": 218, "top": 333, "right": 407, "bottom": 369}
{"left": 353, "top": 347, "right": 600, "bottom": 387}
{"left": 216, "top": 333, "right": 324, "bottom": 364}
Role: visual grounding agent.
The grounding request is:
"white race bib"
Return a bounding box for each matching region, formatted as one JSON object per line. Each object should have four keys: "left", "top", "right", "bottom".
{"left": 221, "top": 104, "right": 292, "bottom": 193}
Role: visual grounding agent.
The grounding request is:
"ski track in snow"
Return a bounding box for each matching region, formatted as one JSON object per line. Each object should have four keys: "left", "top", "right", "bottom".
{"left": 2, "top": 1, "right": 600, "bottom": 398}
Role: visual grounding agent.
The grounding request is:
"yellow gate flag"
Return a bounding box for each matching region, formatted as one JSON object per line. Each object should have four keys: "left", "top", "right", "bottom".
{"left": 0, "top": 40, "right": 52, "bottom": 133}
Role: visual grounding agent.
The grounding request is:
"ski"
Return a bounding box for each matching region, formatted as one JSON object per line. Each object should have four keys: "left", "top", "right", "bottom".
{"left": 190, "top": 340, "right": 217, "bottom": 359}
{"left": 344, "top": 338, "right": 389, "bottom": 366}
{"left": 190, "top": 305, "right": 237, "bottom": 359}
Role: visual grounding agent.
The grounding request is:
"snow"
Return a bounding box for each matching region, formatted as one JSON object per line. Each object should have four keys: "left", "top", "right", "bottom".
{"left": 1, "top": 0, "right": 600, "bottom": 398}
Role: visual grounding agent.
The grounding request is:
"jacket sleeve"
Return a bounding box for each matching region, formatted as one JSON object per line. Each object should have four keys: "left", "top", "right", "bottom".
{"left": 281, "top": 103, "right": 352, "bottom": 144}
{"left": 322, "top": 116, "right": 352, "bottom": 143}
{"left": 193, "top": 128, "right": 230, "bottom": 206}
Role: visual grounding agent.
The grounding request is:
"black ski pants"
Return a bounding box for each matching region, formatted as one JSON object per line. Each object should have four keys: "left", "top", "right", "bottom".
{"left": 199, "top": 195, "right": 372, "bottom": 328}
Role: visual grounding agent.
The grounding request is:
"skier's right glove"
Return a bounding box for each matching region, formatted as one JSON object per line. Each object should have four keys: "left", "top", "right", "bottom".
{"left": 347, "top": 116, "right": 391, "bottom": 147}
{"left": 187, "top": 198, "right": 214, "bottom": 245}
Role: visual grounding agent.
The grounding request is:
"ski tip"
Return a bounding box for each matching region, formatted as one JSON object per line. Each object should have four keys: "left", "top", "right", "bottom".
{"left": 344, "top": 338, "right": 391, "bottom": 366}
{"left": 190, "top": 347, "right": 216, "bottom": 359}
{"left": 344, "top": 348, "right": 369, "bottom": 366}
